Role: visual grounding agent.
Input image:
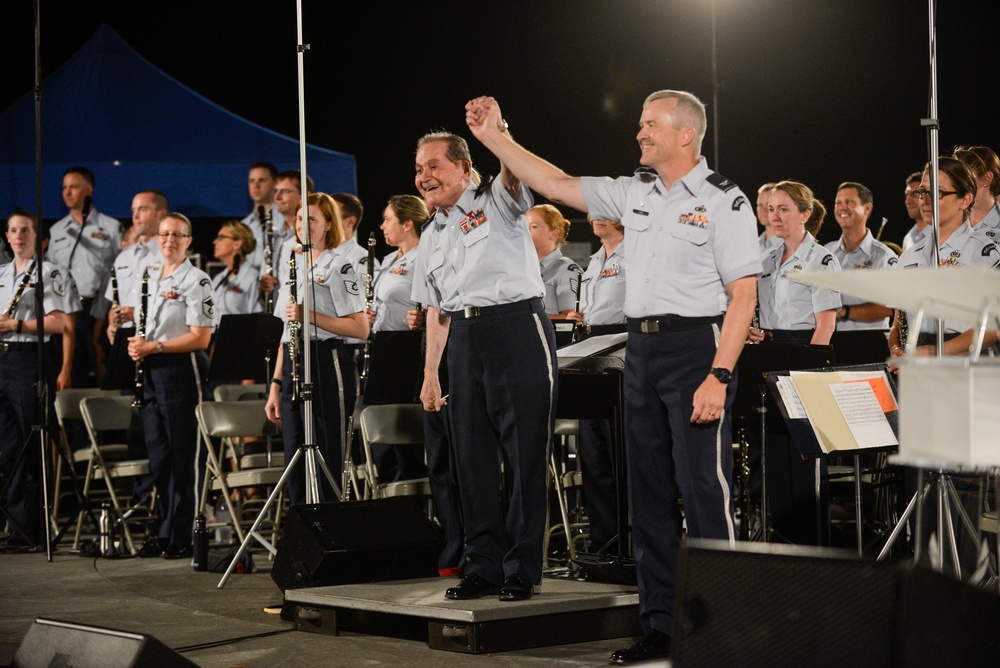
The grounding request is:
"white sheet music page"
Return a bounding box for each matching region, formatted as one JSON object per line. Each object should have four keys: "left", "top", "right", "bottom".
{"left": 829, "top": 382, "right": 898, "bottom": 449}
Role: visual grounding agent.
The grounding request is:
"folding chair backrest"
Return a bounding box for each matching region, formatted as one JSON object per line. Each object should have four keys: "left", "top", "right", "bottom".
{"left": 80, "top": 395, "right": 143, "bottom": 438}
{"left": 212, "top": 383, "right": 267, "bottom": 402}
{"left": 196, "top": 400, "right": 276, "bottom": 440}
{"left": 359, "top": 404, "right": 424, "bottom": 446}
{"left": 55, "top": 388, "right": 118, "bottom": 428}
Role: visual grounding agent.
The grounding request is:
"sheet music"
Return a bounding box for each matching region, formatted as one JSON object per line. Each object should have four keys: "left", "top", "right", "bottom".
{"left": 557, "top": 332, "right": 628, "bottom": 358}
{"left": 775, "top": 376, "right": 808, "bottom": 419}
{"left": 829, "top": 383, "right": 899, "bottom": 449}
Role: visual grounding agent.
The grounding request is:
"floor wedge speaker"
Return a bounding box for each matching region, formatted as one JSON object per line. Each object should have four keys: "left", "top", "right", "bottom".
{"left": 13, "top": 618, "right": 196, "bottom": 668}
{"left": 672, "top": 540, "right": 896, "bottom": 668}
{"left": 271, "top": 497, "right": 444, "bottom": 591}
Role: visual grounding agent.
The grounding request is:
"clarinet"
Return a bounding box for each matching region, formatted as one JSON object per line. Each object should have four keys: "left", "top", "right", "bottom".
{"left": 109, "top": 266, "right": 121, "bottom": 310}
{"left": 359, "top": 232, "right": 376, "bottom": 384}
{"left": 131, "top": 267, "right": 150, "bottom": 409}
{"left": 3, "top": 260, "right": 36, "bottom": 318}
{"left": 287, "top": 253, "right": 302, "bottom": 403}
{"left": 897, "top": 309, "right": 909, "bottom": 350}
{"left": 261, "top": 205, "right": 275, "bottom": 313}
{"left": 571, "top": 269, "right": 583, "bottom": 342}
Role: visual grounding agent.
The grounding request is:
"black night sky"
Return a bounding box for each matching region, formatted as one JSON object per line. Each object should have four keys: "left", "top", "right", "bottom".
{"left": 3, "top": 0, "right": 998, "bottom": 253}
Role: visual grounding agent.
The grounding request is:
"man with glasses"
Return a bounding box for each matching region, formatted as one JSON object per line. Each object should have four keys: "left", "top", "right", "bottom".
{"left": 824, "top": 181, "right": 897, "bottom": 331}
{"left": 901, "top": 172, "right": 926, "bottom": 252}
{"left": 259, "top": 170, "right": 314, "bottom": 305}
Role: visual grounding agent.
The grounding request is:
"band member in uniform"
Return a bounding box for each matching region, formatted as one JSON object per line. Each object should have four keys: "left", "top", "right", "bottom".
{"left": 264, "top": 193, "right": 369, "bottom": 505}
{"left": 363, "top": 196, "right": 427, "bottom": 483}
{"left": 413, "top": 130, "right": 556, "bottom": 603}
{"left": 890, "top": 157, "right": 1000, "bottom": 359}
{"left": 127, "top": 213, "right": 215, "bottom": 559}
{"left": 466, "top": 90, "right": 760, "bottom": 663}
{"left": 210, "top": 220, "right": 261, "bottom": 325}
{"left": 576, "top": 215, "right": 627, "bottom": 553}
{"left": 525, "top": 204, "right": 583, "bottom": 323}
{"left": 750, "top": 181, "right": 842, "bottom": 346}
{"left": 748, "top": 181, "right": 841, "bottom": 546}
{"left": 1, "top": 210, "right": 74, "bottom": 546}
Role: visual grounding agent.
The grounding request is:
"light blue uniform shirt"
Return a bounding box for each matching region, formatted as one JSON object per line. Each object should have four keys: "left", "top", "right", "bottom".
{"left": 539, "top": 249, "right": 581, "bottom": 315}
{"left": 759, "top": 234, "right": 842, "bottom": 331}
{"left": 240, "top": 203, "right": 287, "bottom": 273}
{"left": 971, "top": 201, "right": 1000, "bottom": 245}
{"left": 897, "top": 220, "right": 1000, "bottom": 334}
{"left": 104, "top": 237, "right": 162, "bottom": 326}
{"left": 411, "top": 177, "right": 540, "bottom": 312}
{"left": 824, "top": 229, "right": 898, "bottom": 331}
{"left": 211, "top": 260, "right": 262, "bottom": 326}
{"left": 0, "top": 258, "right": 78, "bottom": 343}
{"left": 46, "top": 209, "right": 122, "bottom": 299}
{"left": 373, "top": 248, "right": 419, "bottom": 333}
{"left": 901, "top": 223, "right": 927, "bottom": 252}
{"left": 142, "top": 259, "right": 215, "bottom": 342}
{"left": 274, "top": 247, "right": 365, "bottom": 344}
{"left": 581, "top": 158, "right": 761, "bottom": 318}
{"left": 759, "top": 231, "right": 782, "bottom": 259}
{"left": 580, "top": 242, "right": 626, "bottom": 326}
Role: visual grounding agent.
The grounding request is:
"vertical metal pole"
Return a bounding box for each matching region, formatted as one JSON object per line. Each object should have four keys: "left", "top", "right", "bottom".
{"left": 926, "top": 0, "right": 944, "bottom": 355}
{"left": 710, "top": 0, "right": 720, "bottom": 171}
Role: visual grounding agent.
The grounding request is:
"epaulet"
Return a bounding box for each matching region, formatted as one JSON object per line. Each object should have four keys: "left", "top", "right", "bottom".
{"left": 706, "top": 172, "right": 738, "bottom": 193}
{"left": 475, "top": 174, "right": 494, "bottom": 198}
{"left": 634, "top": 166, "right": 657, "bottom": 183}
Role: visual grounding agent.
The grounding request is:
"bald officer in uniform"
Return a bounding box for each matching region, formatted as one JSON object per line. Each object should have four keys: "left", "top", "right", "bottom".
{"left": 467, "top": 90, "right": 760, "bottom": 664}
{"left": 412, "top": 130, "right": 556, "bottom": 603}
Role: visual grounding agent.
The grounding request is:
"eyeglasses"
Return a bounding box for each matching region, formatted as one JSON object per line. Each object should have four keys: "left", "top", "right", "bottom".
{"left": 911, "top": 189, "right": 958, "bottom": 200}
{"left": 215, "top": 234, "right": 237, "bottom": 241}
{"left": 157, "top": 232, "right": 191, "bottom": 239}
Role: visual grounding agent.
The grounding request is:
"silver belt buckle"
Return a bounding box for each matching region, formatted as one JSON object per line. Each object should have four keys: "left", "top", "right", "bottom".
{"left": 1, "top": 343, "right": 9, "bottom": 352}
{"left": 640, "top": 320, "right": 659, "bottom": 334}
{"left": 464, "top": 306, "right": 481, "bottom": 319}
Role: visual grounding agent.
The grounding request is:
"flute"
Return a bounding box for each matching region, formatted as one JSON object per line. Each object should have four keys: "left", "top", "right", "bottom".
{"left": 131, "top": 267, "right": 150, "bottom": 408}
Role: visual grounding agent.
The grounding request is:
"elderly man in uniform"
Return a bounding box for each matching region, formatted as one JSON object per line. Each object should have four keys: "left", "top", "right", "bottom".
{"left": 466, "top": 90, "right": 760, "bottom": 664}
{"left": 412, "top": 130, "right": 556, "bottom": 603}
{"left": 825, "top": 181, "right": 897, "bottom": 331}
{"left": 47, "top": 166, "right": 122, "bottom": 387}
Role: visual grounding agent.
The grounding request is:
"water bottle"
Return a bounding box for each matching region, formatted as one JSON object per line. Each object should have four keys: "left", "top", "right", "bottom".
{"left": 99, "top": 503, "right": 115, "bottom": 558}
{"left": 193, "top": 513, "right": 209, "bottom": 572}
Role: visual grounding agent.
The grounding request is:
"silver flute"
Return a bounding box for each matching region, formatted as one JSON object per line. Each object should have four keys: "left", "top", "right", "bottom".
{"left": 132, "top": 267, "right": 150, "bottom": 409}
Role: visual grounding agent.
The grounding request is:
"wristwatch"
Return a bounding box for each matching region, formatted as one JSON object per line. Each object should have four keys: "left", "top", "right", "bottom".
{"left": 710, "top": 367, "right": 732, "bottom": 384}
{"left": 156, "top": 342, "right": 164, "bottom": 354}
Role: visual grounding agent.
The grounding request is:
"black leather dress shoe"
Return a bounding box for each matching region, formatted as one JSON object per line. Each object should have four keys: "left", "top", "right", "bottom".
{"left": 609, "top": 629, "right": 671, "bottom": 665}
{"left": 137, "top": 537, "right": 166, "bottom": 558}
{"left": 161, "top": 543, "right": 193, "bottom": 560}
{"left": 444, "top": 574, "right": 501, "bottom": 600}
{"left": 498, "top": 574, "right": 533, "bottom": 601}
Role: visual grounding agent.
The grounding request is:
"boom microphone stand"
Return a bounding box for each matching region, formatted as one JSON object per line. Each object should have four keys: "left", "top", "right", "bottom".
{"left": 219, "top": 0, "right": 340, "bottom": 587}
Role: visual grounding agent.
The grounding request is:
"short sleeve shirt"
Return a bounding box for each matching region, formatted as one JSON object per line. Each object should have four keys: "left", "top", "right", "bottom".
{"left": 758, "top": 234, "right": 842, "bottom": 331}
{"left": 580, "top": 242, "right": 626, "bottom": 326}
{"left": 824, "top": 230, "right": 898, "bottom": 330}
{"left": 274, "top": 248, "right": 365, "bottom": 344}
{"left": 142, "top": 260, "right": 216, "bottom": 342}
{"left": 46, "top": 209, "right": 122, "bottom": 299}
{"left": 539, "top": 249, "right": 581, "bottom": 315}
{"left": 0, "top": 258, "right": 77, "bottom": 343}
{"left": 373, "top": 247, "right": 419, "bottom": 332}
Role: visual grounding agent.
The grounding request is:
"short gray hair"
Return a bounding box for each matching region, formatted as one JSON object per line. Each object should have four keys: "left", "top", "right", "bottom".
{"left": 643, "top": 90, "right": 707, "bottom": 153}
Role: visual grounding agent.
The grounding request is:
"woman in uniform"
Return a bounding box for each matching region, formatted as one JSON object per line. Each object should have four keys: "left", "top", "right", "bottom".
{"left": 1, "top": 210, "right": 73, "bottom": 546}
{"left": 746, "top": 181, "right": 841, "bottom": 546}
{"left": 577, "top": 215, "right": 627, "bottom": 553}
{"left": 210, "top": 220, "right": 260, "bottom": 326}
{"left": 264, "top": 193, "right": 368, "bottom": 505}
{"left": 526, "top": 204, "right": 582, "bottom": 325}
{"left": 127, "top": 212, "right": 215, "bottom": 559}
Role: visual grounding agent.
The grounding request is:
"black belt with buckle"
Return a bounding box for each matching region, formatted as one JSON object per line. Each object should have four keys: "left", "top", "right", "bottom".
{"left": 445, "top": 297, "right": 543, "bottom": 321}
{"left": 626, "top": 314, "right": 721, "bottom": 334}
{"left": 582, "top": 323, "right": 627, "bottom": 337}
{"left": 1, "top": 341, "right": 35, "bottom": 352}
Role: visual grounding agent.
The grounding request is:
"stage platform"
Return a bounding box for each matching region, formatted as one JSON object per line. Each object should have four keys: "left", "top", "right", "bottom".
{"left": 286, "top": 576, "right": 641, "bottom": 654}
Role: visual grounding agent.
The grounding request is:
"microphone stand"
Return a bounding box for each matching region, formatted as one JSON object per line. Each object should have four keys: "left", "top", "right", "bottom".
{"left": 218, "top": 0, "right": 341, "bottom": 587}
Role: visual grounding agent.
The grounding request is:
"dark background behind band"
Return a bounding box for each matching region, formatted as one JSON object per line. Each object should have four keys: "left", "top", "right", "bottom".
{"left": 3, "top": 0, "right": 997, "bottom": 260}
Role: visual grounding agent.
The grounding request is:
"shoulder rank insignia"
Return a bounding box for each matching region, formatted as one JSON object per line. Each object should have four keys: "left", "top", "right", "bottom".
{"left": 706, "top": 172, "right": 738, "bottom": 193}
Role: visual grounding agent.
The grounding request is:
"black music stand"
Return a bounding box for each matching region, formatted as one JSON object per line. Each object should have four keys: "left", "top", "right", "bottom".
{"left": 830, "top": 330, "right": 891, "bottom": 366}
{"left": 551, "top": 319, "right": 577, "bottom": 348}
{"left": 733, "top": 344, "right": 833, "bottom": 543}
{"left": 208, "top": 314, "right": 283, "bottom": 384}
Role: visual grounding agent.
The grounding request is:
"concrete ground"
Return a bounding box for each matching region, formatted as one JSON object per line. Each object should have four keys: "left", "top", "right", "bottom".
{"left": 0, "top": 547, "right": 651, "bottom": 667}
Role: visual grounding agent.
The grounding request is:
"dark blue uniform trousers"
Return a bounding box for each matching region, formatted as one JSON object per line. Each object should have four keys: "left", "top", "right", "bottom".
{"left": 447, "top": 302, "right": 557, "bottom": 586}
{"left": 279, "top": 339, "right": 356, "bottom": 506}
{"left": 140, "top": 351, "right": 209, "bottom": 546}
{"left": 625, "top": 320, "right": 737, "bottom": 635}
{"left": 0, "top": 347, "right": 44, "bottom": 543}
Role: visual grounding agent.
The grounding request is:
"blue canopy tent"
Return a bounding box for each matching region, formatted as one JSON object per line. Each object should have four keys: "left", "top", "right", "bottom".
{"left": 0, "top": 24, "right": 356, "bottom": 221}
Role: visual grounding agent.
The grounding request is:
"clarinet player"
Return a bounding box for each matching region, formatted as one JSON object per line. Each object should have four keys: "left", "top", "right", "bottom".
{"left": 127, "top": 213, "right": 215, "bottom": 559}
{"left": 264, "top": 193, "right": 369, "bottom": 505}
{"left": 1, "top": 210, "right": 76, "bottom": 547}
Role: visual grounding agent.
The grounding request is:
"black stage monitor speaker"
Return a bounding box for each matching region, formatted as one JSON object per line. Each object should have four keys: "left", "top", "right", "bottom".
{"left": 13, "top": 618, "right": 196, "bottom": 668}
{"left": 271, "top": 497, "right": 445, "bottom": 591}
{"left": 672, "top": 540, "right": 896, "bottom": 668}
